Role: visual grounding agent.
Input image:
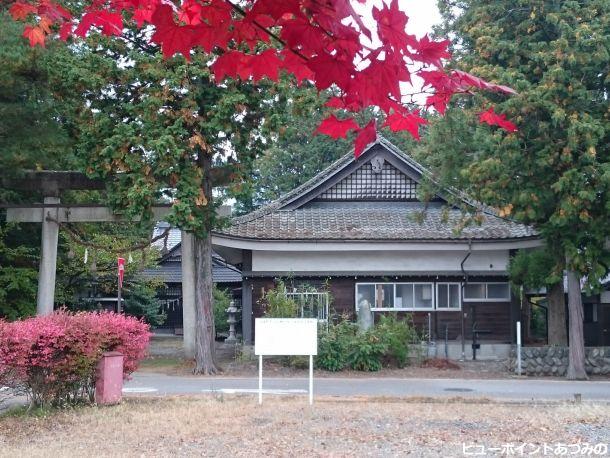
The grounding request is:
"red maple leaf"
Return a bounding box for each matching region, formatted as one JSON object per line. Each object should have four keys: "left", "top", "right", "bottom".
{"left": 4, "top": 0, "right": 520, "bottom": 156}
{"left": 38, "top": 0, "right": 71, "bottom": 21}
{"left": 150, "top": 4, "right": 194, "bottom": 60}
{"left": 94, "top": 11, "right": 123, "bottom": 36}
{"left": 280, "top": 18, "right": 327, "bottom": 54}
{"left": 420, "top": 70, "right": 455, "bottom": 91}
{"left": 452, "top": 70, "right": 517, "bottom": 95}
{"left": 58, "top": 22, "right": 72, "bottom": 41}
{"left": 9, "top": 2, "right": 37, "bottom": 20}
{"left": 383, "top": 111, "right": 428, "bottom": 140}
{"left": 425, "top": 92, "right": 453, "bottom": 115}
{"left": 23, "top": 25, "right": 45, "bottom": 47}
{"left": 324, "top": 95, "right": 361, "bottom": 112}
{"left": 230, "top": 18, "right": 270, "bottom": 48}
{"left": 192, "top": 23, "right": 228, "bottom": 53}
{"left": 250, "top": 49, "right": 282, "bottom": 82}
{"left": 315, "top": 114, "right": 359, "bottom": 139}
{"left": 133, "top": 5, "right": 155, "bottom": 27}
{"left": 478, "top": 107, "right": 518, "bottom": 132}
{"left": 211, "top": 51, "right": 252, "bottom": 81}
{"left": 332, "top": 0, "right": 372, "bottom": 40}
{"left": 178, "top": 0, "right": 203, "bottom": 26}
{"left": 414, "top": 36, "right": 451, "bottom": 67}
{"left": 279, "top": 50, "right": 314, "bottom": 83}
{"left": 73, "top": 10, "right": 122, "bottom": 37}
{"left": 248, "top": 0, "right": 302, "bottom": 21}
{"left": 306, "top": 52, "right": 353, "bottom": 91}
{"left": 372, "top": 0, "right": 416, "bottom": 52}
{"left": 354, "top": 120, "right": 377, "bottom": 158}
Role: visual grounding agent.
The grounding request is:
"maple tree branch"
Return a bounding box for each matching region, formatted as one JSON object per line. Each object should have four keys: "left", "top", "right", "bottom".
{"left": 222, "top": 0, "right": 310, "bottom": 62}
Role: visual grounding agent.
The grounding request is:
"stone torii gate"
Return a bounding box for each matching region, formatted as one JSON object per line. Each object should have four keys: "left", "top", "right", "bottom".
{"left": 1, "top": 171, "right": 229, "bottom": 357}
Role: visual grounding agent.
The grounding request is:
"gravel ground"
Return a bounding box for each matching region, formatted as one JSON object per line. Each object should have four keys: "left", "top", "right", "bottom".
{"left": 0, "top": 397, "right": 608, "bottom": 457}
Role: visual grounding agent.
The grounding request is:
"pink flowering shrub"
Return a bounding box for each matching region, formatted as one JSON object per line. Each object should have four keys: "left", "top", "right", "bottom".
{"left": 0, "top": 311, "right": 150, "bottom": 407}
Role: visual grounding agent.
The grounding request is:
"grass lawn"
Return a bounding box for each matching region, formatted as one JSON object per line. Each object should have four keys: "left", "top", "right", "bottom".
{"left": 0, "top": 396, "right": 608, "bottom": 457}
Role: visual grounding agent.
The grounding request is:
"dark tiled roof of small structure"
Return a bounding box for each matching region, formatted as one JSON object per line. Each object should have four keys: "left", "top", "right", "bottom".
{"left": 141, "top": 252, "right": 242, "bottom": 284}
{"left": 218, "top": 202, "right": 536, "bottom": 241}
{"left": 215, "top": 137, "right": 537, "bottom": 242}
{"left": 151, "top": 224, "right": 181, "bottom": 251}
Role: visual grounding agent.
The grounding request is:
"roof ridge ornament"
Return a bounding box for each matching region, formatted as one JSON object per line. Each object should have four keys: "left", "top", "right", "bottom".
{"left": 370, "top": 155, "right": 385, "bottom": 174}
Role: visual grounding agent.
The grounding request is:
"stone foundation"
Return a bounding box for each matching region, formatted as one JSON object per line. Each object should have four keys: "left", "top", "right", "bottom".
{"left": 511, "top": 346, "right": 610, "bottom": 376}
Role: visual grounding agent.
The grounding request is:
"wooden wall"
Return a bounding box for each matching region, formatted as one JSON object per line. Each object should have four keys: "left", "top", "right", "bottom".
{"left": 249, "top": 276, "right": 513, "bottom": 343}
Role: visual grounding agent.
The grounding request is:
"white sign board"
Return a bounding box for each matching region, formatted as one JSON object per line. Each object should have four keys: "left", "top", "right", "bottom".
{"left": 255, "top": 318, "right": 318, "bottom": 356}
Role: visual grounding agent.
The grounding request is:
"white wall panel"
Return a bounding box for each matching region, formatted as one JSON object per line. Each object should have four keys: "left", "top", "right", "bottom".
{"left": 252, "top": 250, "right": 509, "bottom": 273}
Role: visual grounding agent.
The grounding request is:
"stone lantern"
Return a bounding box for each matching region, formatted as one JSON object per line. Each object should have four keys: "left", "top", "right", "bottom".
{"left": 225, "top": 301, "right": 239, "bottom": 343}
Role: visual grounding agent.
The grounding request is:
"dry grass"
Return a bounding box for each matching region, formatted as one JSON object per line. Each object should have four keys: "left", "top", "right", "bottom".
{"left": 0, "top": 396, "right": 608, "bottom": 457}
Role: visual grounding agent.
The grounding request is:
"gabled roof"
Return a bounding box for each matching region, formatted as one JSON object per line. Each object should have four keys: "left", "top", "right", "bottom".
{"left": 143, "top": 232, "right": 242, "bottom": 284}
{"left": 215, "top": 136, "right": 537, "bottom": 242}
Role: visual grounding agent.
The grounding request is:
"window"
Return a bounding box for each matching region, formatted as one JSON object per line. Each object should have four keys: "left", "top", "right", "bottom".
{"left": 437, "top": 283, "right": 461, "bottom": 310}
{"left": 356, "top": 284, "right": 376, "bottom": 311}
{"left": 356, "top": 283, "right": 433, "bottom": 311}
{"left": 463, "top": 283, "right": 510, "bottom": 301}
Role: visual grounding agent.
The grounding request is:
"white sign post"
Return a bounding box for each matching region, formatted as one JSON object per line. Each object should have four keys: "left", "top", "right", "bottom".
{"left": 255, "top": 318, "right": 318, "bottom": 405}
{"left": 516, "top": 321, "right": 522, "bottom": 375}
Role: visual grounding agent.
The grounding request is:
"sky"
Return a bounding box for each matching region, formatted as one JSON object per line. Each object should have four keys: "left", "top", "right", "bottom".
{"left": 399, "top": 1, "right": 442, "bottom": 37}
{"left": 352, "top": 1, "right": 444, "bottom": 103}
{"left": 354, "top": 1, "right": 442, "bottom": 39}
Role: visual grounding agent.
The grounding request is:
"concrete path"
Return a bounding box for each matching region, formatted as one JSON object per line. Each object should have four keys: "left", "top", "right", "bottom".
{"left": 125, "top": 372, "right": 610, "bottom": 402}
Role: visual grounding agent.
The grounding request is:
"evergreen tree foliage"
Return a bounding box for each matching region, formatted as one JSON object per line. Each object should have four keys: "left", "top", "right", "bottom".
{"left": 424, "top": 0, "right": 610, "bottom": 378}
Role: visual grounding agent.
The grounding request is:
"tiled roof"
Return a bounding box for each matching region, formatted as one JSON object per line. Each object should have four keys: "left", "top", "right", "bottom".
{"left": 141, "top": 257, "right": 242, "bottom": 284}
{"left": 151, "top": 223, "right": 181, "bottom": 251}
{"left": 217, "top": 202, "right": 536, "bottom": 241}
{"left": 215, "top": 137, "right": 537, "bottom": 242}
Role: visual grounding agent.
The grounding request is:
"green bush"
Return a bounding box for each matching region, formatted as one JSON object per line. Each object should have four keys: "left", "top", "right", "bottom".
{"left": 374, "top": 315, "right": 419, "bottom": 368}
{"left": 261, "top": 280, "right": 298, "bottom": 318}
{"left": 347, "top": 329, "right": 387, "bottom": 371}
{"left": 316, "top": 320, "right": 358, "bottom": 371}
{"left": 213, "top": 285, "right": 232, "bottom": 337}
{"left": 316, "top": 315, "right": 420, "bottom": 372}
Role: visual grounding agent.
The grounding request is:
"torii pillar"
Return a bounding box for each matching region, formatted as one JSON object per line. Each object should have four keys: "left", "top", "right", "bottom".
{"left": 180, "top": 231, "right": 196, "bottom": 358}
{"left": 36, "top": 196, "right": 60, "bottom": 315}
{"left": 3, "top": 170, "right": 234, "bottom": 357}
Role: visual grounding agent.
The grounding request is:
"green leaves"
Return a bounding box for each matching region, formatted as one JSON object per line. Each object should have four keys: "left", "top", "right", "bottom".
{"left": 428, "top": 0, "right": 610, "bottom": 284}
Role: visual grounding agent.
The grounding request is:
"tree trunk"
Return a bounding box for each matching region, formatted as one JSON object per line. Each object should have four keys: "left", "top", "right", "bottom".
{"left": 547, "top": 281, "right": 568, "bottom": 346}
{"left": 193, "top": 151, "right": 218, "bottom": 375}
{"left": 193, "top": 233, "right": 218, "bottom": 374}
{"left": 566, "top": 264, "right": 587, "bottom": 380}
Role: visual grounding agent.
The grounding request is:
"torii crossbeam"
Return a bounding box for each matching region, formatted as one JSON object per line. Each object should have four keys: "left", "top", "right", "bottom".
{"left": 1, "top": 170, "right": 230, "bottom": 358}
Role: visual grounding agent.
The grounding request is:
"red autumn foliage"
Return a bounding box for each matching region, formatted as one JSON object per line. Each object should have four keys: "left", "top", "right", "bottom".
{"left": 0, "top": 311, "right": 150, "bottom": 406}
{"left": 315, "top": 114, "right": 359, "bottom": 139}
{"left": 7, "top": 0, "right": 518, "bottom": 152}
{"left": 478, "top": 107, "right": 518, "bottom": 133}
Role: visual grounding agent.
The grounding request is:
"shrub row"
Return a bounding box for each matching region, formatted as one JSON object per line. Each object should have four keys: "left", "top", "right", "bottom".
{"left": 317, "top": 315, "right": 420, "bottom": 372}
{"left": 0, "top": 310, "right": 150, "bottom": 407}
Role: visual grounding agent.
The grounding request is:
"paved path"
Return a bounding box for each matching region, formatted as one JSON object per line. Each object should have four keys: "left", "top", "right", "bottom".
{"left": 125, "top": 373, "right": 610, "bottom": 402}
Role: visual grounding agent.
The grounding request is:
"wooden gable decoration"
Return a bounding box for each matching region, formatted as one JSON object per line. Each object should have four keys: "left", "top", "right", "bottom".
{"left": 316, "top": 158, "right": 418, "bottom": 201}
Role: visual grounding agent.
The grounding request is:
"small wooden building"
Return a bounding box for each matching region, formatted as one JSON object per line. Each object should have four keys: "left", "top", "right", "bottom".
{"left": 142, "top": 233, "right": 242, "bottom": 333}
{"left": 212, "top": 138, "right": 541, "bottom": 350}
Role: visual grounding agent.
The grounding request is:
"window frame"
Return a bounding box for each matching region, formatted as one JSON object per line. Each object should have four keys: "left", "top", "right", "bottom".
{"left": 355, "top": 282, "right": 435, "bottom": 312}
{"left": 436, "top": 282, "right": 462, "bottom": 311}
{"left": 462, "top": 282, "right": 511, "bottom": 302}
